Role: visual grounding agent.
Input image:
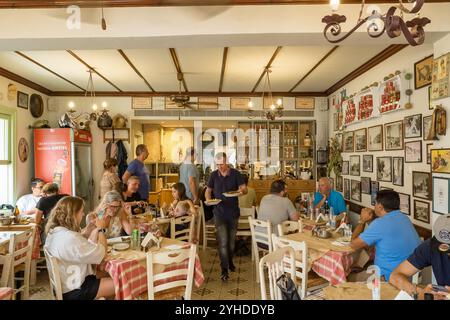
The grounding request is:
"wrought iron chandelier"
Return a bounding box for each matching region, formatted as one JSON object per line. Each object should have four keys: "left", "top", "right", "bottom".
{"left": 322, "top": 0, "right": 431, "bottom": 46}
{"left": 248, "top": 67, "right": 283, "bottom": 120}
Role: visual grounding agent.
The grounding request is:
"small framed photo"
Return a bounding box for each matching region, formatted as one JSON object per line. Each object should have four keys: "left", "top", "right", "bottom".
{"left": 377, "top": 156, "right": 392, "bottom": 182}
{"left": 354, "top": 128, "right": 367, "bottom": 152}
{"left": 412, "top": 171, "right": 432, "bottom": 200}
{"left": 405, "top": 140, "right": 422, "bottom": 163}
{"left": 317, "top": 149, "right": 328, "bottom": 165}
{"left": 428, "top": 86, "right": 433, "bottom": 110}
{"left": 414, "top": 54, "right": 433, "bottom": 90}
{"left": 361, "top": 177, "right": 371, "bottom": 194}
{"left": 17, "top": 91, "right": 29, "bottom": 109}
{"left": 317, "top": 166, "right": 327, "bottom": 179}
{"left": 431, "top": 148, "right": 450, "bottom": 174}
{"left": 342, "top": 131, "right": 354, "bottom": 153}
{"left": 414, "top": 200, "right": 430, "bottom": 224}
{"left": 132, "top": 97, "right": 152, "bottom": 109}
{"left": 363, "top": 155, "right": 373, "bottom": 173}
{"left": 342, "top": 161, "right": 349, "bottom": 175}
{"left": 333, "top": 113, "right": 339, "bottom": 131}
{"left": 404, "top": 114, "right": 422, "bottom": 139}
{"left": 344, "top": 178, "right": 350, "bottom": 200}
{"left": 336, "top": 175, "right": 343, "bottom": 192}
{"left": 385, "top": 121, "right": 404, "bottom": 151}
{"left": 426, "top": 144, "right": 433, "bottom": 164}
{"left": 351, "top": 179, "right": 361, "bottom": 202}
{"left": 432, "top": 177, "right": 450, "bottom": 214}
{"left": 368, "top": 125, "right": 383, "bottom": 151}
{"left": 399, "top": 192, "right": 411, "bottom": 215}
{"left": 295, "top": 97, "right": 315, "bottom": 109}
{"left": 370, "top": 181, "right": 379, "bottom": 206}
{"left": 392, "top": 157, "right": 404, "bottom": 186}
{"left": 230, "top": 97, "right": 251, "bottom": 110}
{"left": 198, "top": 97, "right": 219, "bottom": 109}
{"left": 423, "top": 115, "right": 432, "bottom": 141}
{"left": 350, "top": 155, "right": 360, "bottom": 176}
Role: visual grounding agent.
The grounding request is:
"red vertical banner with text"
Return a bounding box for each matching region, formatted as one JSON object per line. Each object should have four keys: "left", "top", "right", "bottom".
{"left": 34, "top": 128, "right": 73, "bottom": 195}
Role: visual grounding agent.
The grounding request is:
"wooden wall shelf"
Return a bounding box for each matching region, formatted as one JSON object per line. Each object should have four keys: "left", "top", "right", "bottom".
{"left": 102, "top": 127, "right": 130, "bottom": 143}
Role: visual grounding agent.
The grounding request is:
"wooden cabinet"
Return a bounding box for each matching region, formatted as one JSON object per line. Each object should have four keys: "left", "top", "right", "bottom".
{"left": 143, "top": 124, "right": 161, "bottom": 163}
{"left": 248, "top": 179, "right": 316, "bottom": 205}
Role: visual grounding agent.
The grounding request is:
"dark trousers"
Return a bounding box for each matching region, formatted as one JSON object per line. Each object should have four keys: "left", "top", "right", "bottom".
{"left": 214, "top": 215, "right": 238, "bottom": 271}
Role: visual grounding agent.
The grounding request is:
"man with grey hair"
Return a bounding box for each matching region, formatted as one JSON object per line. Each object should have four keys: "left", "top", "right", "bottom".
{"left": 122, "top": 144, "right": 150, "bottom": 200}
{"left": 206, "top": 152, "right": 247, "bottom": 281}
{"left": 179, "top": 147, "right": 199, "bottom": 204}
{"left": 313, "top": 177, "right": 346, "bottom": 215}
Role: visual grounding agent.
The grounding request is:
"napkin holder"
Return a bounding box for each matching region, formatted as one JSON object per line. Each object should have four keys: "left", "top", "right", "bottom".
{"left": 141, "top": 232, "right": 161, "bottom": 250}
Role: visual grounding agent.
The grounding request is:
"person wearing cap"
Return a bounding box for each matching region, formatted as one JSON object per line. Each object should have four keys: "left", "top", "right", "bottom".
{"left": 389, "top": 214, "right": 450, "bottom": 300}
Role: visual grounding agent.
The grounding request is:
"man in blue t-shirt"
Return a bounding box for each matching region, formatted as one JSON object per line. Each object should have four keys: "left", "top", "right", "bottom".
{"left": 179, "top": 147, "right": 199, "bottom": 203}
{"left": 351, "top": 190, "right": 421, "bottom": 281}
{"left": 389, "top": 214, "right": 450, "bottom": 300}
{"left": 313, "top": 177, "right": 347, "bottom": 215}
{"left": 122, "top": 144, "right": 150, "bottom": 201}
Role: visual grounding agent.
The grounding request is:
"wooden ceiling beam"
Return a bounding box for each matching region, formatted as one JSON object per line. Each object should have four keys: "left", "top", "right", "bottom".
{"left": 218, "top": 47, "right": 228, "bottom": 93}
{"left": 67, "top": 50, "right": 122, "bottom": 92}
{"left": 251, "top": 46, "right": 282, "bottom": 93}
{"left": 169, "top": 48, "right": 188, "bottom": 92}
{"left": 118, "top": 49, "right": 155, "bottom": 92}
{"left": 0, "top": 67, "right": 52, "bottom": 95}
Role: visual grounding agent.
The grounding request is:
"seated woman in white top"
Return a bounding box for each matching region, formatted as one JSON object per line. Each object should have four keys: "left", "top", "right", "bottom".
{"left": 16, "top": 178, "right": 45, "bottom": 218}
{"left": 44, "top": 196, "right": 115, "bottom": 300}
{"left": 86, "top": 190, "right": 132, "bottom": 239}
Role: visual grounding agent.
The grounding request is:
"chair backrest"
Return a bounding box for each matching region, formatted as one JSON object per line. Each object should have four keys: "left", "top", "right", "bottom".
{"left": 43, "top": 248, "right": 63, "bottom": 300}
{"left": 237, "top": 206, "right": 256, "bottom": 230}
{"left": 8, "top": 229, "right": 34, "bottom": 268}
{"left": 0, "top": 254, "right": 12, "bottom": 287}
{"left": 271, "top": 234, "right": 308, "bottom": 298}
{"left": 170, "top": 215, "right": 195, "bottom": 243}
{"left": 160, "top": 207, "right": 167, "bottom": 218}
{"left": 277, "top": 220, "right": 300, "bottom": 236}
{"left": 146, "top": 244, "right": 196, "bottom": 300}
{"left": 258, "top": 246, "right": 296, "bottom": 300}
{"left": 248, "top": 217, "right": 273, "bottom": 252}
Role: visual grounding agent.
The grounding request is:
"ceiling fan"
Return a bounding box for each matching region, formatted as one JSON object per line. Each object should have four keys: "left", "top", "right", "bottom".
{"left": 167, "top": 73, "right": 219, "bottom": 110}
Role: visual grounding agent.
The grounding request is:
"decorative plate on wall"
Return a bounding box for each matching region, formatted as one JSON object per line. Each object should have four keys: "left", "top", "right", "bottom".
{"left": 18, "top": 137, "right": 29, "bottom": 163}
{"left": 30, "top": 94, "right": 44, "bottom": 118}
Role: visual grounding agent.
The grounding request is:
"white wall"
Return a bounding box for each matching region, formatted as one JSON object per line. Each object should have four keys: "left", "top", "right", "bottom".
{"left": 0, "top": 75, "right": 49, "bottom": 201}
{"left": 328, "top": 44, "right": 435, "bottom": 230}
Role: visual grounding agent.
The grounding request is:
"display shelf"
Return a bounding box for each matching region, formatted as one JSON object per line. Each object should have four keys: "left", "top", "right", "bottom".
{"left": 102, "top": 127, "right": 130, "bottom": 143}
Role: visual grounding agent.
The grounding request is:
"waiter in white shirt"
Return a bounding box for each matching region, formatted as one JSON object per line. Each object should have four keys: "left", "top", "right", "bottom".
{"left": 16, "top": 178, "right": 44, "bottom": 218}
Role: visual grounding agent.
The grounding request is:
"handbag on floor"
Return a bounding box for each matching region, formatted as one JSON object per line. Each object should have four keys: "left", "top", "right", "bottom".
{"left": 276, "top": 273, "right": 301, "bottom": 300}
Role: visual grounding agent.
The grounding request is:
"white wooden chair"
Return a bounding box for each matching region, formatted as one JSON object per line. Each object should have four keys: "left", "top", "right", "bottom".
{"left": 160, "top": 207, "right": 167, "bottom": 218}
{"left": 277, "top": 220, "right": 300, "bottom": 236}
{"left": 170, "top": 215, "right": 195, "bottom": 243}
{"left": 258, "top": 246, "right": 296, "bottom": 300}
{"left": 7, "top": 229, "right": 34, "bottom": 300}
{"left": 146, "top": 244, "right": 196, "bottom": 300}
{"left": 43, "top": 248, "right": 63, "bottom": 300}
{"left": 236, "top": 206, "right": 256, "bottom": 260}
{"left": 195, "top": 203, "right": 203, "bottom": 246}
{"left": 201, "top": 202, "right": 216, "bottom": 251}
{"left": 248, "top": 217, "right": 273, "bottom": 283}
{"left": 0, "top": 254, "right": 12, "bottom": 288}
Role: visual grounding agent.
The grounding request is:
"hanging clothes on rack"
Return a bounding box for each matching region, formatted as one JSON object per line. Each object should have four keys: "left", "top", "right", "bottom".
{"left": 105, "top": 127, "right": 128, "bottom": 180}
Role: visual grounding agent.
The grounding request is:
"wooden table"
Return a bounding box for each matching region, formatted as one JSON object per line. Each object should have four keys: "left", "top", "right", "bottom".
{"left": 323, "top": 282, "right": 400, "bottom": 300}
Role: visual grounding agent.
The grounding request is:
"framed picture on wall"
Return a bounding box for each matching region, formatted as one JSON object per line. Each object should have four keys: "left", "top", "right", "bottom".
{"left": 333, "top": 113, "right": 339, "bottom": 131}
{"left": 414, "top": 54, "right": 433, "bottom": 90}
{"left": 385, "top": 121, "right": 404, "bottom": 151}
{"left": 317, "top": 149, "right": 328, "bottom": 165}
{"left": 351, "top": 179, "right": 361, "bottom": 202}
{"left": 414, "top": 200, "right": 430, "bottom": 223}
{"left": 198, "top": 97, "right": 219, "bottom": 109}
{"left": 361, "top": 177, "right": 371, "bottom": 194}
{"left": 336, "top": 175, "right": 343, "bottom": 192}
{"left": 343, "top": 131, "right": 354, "bottom": 152}
{"left": 393, "top": 157, "right": 404, "bottom": 186}
{"left": 377, "top": 156, "right": 392, "bottom": 182}
{"left": 363, "top": 155, "right": 373, "bottom": 172}
{"left": 295, "top": 97, "right": 315, "bottom": 109}
{"left": 412, "top": 171, "right": 432, "bottom": 200}
{"left": 344, "top": 178, "right": 350, "bottom": 200}
{"left": 431, "top": 148, "right": 450, "bottom": 174}
{"left": 230, "top": 97, "right": 251, "bottom": 110}
{"left": 405, "top": 140, "right": 422, "bottom": 163}
{"left": 432, "top": 177, "right": 450, "bottom": 215}
{"left": 431, "top": 53, "right": 450, "bottom": 100}
{"left": 423, "top": 115, "right": 432, "bottom": 140}
{"left": 354, "top": 128, "right": 367, "bottom": 152}
{"left": 370, "top": 181, "right": 379, "bottom": 206}
{"left": 404, "top": 114, "right": 422, "bottom": 138}
{"left": 426, "top": 144, "right": 433, "bottom": 164}
{"left": 342, "top": 161, "right": 349, "bottom": 175}
{"left": 399, "top": 192, "right": 411, "bottom": 215}
{"left": 350, "top": 155, "right": 360, "bottom": 176}
{"left": 428, "top": 86, "right": 433, "bottom": 110}
{"left": 368, "top": 125, "right": 383, "bottom": 151}
{"left": 17, "top": 91, "right": 29, "bottom": 109}
{"left": 132, "top": 97, "right": 152, "bottom": 109}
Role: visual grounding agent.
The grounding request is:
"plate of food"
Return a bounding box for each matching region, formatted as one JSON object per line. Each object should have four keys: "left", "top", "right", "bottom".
{"left": 336, "top": 236, "right": 351, "bottom": 244}
{"left": 112, "top": 243, "right": 130, "bottom": 251}
{"left": 205, "top": 199, "right": 222, "bottom": 206}
{"left": 223, "top": 191, "right": 241, "bottom": 197}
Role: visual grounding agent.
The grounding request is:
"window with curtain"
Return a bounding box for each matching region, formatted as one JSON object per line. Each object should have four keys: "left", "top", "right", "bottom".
{"left": 0, "top": 112, "right": 13, "bottom": 205}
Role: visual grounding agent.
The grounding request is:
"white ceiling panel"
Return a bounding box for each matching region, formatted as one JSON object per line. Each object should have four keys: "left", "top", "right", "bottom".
{"left": 72, "top": 50, "right": 151, "bottom": 92}
{"left": 0, "top": 51, "right": 82, "bottom": 91}
{"left": 176, "top": 47, "right": 223, "bottom": 92}
{"left": 294, "top": 45, "right": 389, "bottom": 92}
{"left": 20, "top": 50, "right": 118, "bottom": 91}
{"left": 222, "top": 47, "right": 278, "bottom": 92}
{"left": 269, "top": 46, "right": 334, "bottom": 92}
{"left": 122, "top": 49, "right": 178, "bottom": 92}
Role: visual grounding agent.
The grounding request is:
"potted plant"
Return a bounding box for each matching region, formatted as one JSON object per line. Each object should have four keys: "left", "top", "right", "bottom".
{"left": 327, "top": 137, "right": 343, "bottom": 177}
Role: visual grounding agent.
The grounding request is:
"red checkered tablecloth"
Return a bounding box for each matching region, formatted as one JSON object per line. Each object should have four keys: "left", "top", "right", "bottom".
{"left": 0, "top": 287, "right": 13, "bottom": 300}
{"left": 311, "top": 251, "right": 354, "bottom": 285}
{"left": 104, "top": 248, "right": 204, "bottom": 300}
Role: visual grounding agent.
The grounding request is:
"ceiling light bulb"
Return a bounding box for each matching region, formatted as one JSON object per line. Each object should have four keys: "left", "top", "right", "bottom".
{"left": 330, "top": 0, "right": 340, "bottom": 11}
{"left": 248, "top": 101, "right": 253, "bottom": 109}
{"left": 102, "top": 101, "right": 108, "bottom": 108}
{"left": 270, "top": 104, "right": 276, "bottom": 110}
{"left": 92, "top": 104, "right": 98, "bottom": 111}
{"left": 276, "top": 99, "right": 282, "bottom": 106}
{"left": 68, "top": 101, "right": 75, "bottom": 109}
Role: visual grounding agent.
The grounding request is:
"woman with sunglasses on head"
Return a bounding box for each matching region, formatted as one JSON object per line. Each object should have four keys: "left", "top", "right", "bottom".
{"left": 85, "top": 191, "right": 132, "bottom": 239}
